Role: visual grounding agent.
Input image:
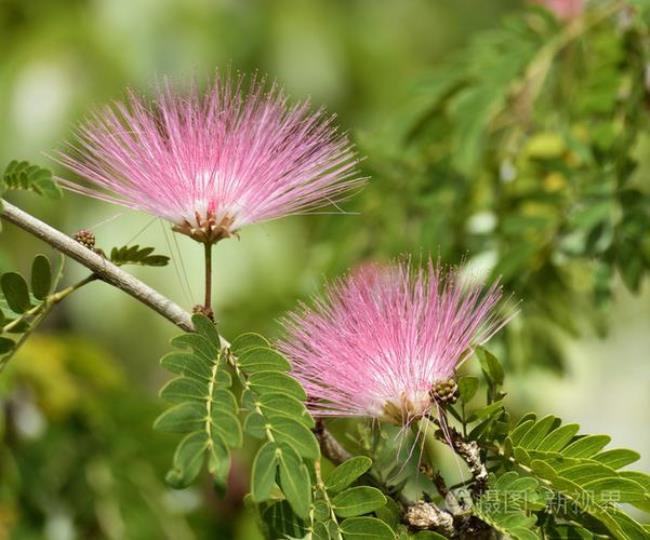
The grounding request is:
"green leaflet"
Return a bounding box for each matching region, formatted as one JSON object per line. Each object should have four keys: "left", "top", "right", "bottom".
{"left": 411, "top": 532, "right": 447, "bottom": 540}
{"left": 331, "top": 487, "right": 386, "bottom": 518}
{"left": 338, "top": 517, "right": 395, "bottom": 540}
{"left": 255, "top": 392, "right": 314, "bottom": 428}
{"left": 457, "top": 376, "right": 479, "bottom": 403}
{"left": 1, "top": 272, "right": 31, "bottom": 314}
{"left": 248, "top": 371, "right": 307, "bottom": 400}
{"left": 30, "top": 255, "right": 52, "bottom": 300}
{"left": 541, "top": 523, "right": 600, "bottom": 539}
{"left": 109, "top": 245, "right": 170, "bottom": 267}
{"left": 593, "top": 449, "right": 641, "bottom": 469}
{"left": 262, "top": 500, "right": 307, "bottom": 539}
{"left": 325, "top": 457, "right": 373, "bottom": 494}
{"left": 237, "top": 346, "right": 290, "bottom": 373}
{"left": 171, "top": 333, "right": 218, "bottom": 362}
{"left": 155, "top": 314, "right": 240, "bottom": 488}
{"left": 474, "top": 472, "right": 543, "bottom": 540}
{"left": 242, "top": 412, "right": 320, "bottom": 459}
{"left": 230, "top": 333, "right": 270, "bottom": 355}
{"left": 1, "top": 160, "right": 62, "bottom": 199}
{"left": 0, "top": 254, "right": 65, "bottom": 368}
{"left": 476, "top": 347, "right": 504, "bottom": 387}
{"left": 277, "top": 443, "right": 312, "bottom": 519}
{"left": 251, "top": 441, "right": 280, "bottom": 502}
{"left": 233, "top": 335, "right": 319, "bottom": 522}
{"left": 268, "top": 416, "right": 319, "bottom": 460}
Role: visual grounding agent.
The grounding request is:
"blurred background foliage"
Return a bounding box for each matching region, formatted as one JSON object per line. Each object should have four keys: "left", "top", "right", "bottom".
{"left": 0, "top": 0, "right": 649, "bottom": 538}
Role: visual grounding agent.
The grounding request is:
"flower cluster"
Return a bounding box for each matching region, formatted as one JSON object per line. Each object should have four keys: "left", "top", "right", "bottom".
{"left": 278, "top": 260, "right": 509, "bottom": 424}
{"left": 58, "top": 74, "right": 361, "bottom": 244}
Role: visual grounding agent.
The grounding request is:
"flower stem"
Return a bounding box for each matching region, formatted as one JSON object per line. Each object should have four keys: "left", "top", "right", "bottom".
{"left": 203, "top": 242, "right": 213, "bottom": 315}
{"left": 416, "top": 417, "right": 440, "bottom": 472}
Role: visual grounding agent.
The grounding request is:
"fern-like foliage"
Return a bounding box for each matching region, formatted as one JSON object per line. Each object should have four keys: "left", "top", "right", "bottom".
{"left": 0, "top": 254, "right": 60, "bottom": 369}
{"left": 503, "top": 414, "right": 650, "bottom": 539}
{"left": 0, "top": 160, "right": 62, "bottom": 199}
{"left": 154, "top": 314, "right": 241, "bottom": 487}
{"left": 155, "top": 325, "right": 324, "bottom": 527}
{"left": 474, "top": 471, "right": 545, "bottom": 540}
{"left": 109, "top": 245, "right": 169, "bottom": 267}
{"left": 231, "top": 333, "right": 319, "bottom": 519}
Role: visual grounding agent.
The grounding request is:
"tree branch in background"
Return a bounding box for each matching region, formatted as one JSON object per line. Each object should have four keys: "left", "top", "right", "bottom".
{"left": 1, "top": 199, "right": 193, "bottom": 332}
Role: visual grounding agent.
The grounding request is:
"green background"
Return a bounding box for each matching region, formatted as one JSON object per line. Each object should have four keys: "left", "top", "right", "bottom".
{"left": 0, "top": 1, "right": 648, "bottom": 538}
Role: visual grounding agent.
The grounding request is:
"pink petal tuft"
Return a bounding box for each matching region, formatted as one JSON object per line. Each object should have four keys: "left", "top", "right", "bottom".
{"left": 56, "top": 72, "right": 363, "bottom": 238}
{"left": 277, "top": 259, "right": 513, "bottom": 422}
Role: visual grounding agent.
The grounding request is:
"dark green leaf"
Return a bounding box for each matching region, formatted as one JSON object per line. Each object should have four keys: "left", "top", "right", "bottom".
{"left": 191, "top": 314, "right": 222, "bottom": 348}
{"left": 248, "top": 371, "right": 307, "bottom": 401}
{"left": 277, "top": 443, "right": 312, "bottom": 519}
{"left": 244, "top": 412, "right": 268, "bottom": 439}
{"left": 171, "top": 333, "right": 217, "bottom": 362}
{"left": 230, "top": 332, "right": 270, "bottom": 355}
{"left": 160, "top": 351, "right": 212, "bottom": 381}
{"left": 339, "top": 517, "right": 395, "bottom": 540}
{"left": 30, "top": 255, "right": 52, "bottom": 300}
{"left": 2, "top": 160, "right": 61, "bottom": 199}
{"left": 269, "top": 416, "right": 320, "bottom": 460}
{"left": 1, "top": 272, "right": 31, "bottom": 313}
{"left": 109, "top": 244, "right": 169, "bottom": 267}
{"left": 210, "top": 407, "right": 242, "bottom": 448}
{"left": 468, "top": 400, "right": 504, "bottom": 422}
{"left": 476, "top": 347, "right": 504, "bottom": 386}
{"left": 325, "top": 457, "right": 373, "bottom": 493}
{"left": 251, "top": 441, "right": 279, "bottom": 502}
{"left": 332, "top": 487, "right": 386, "bottom": 518}
{"left": 237, "top": 346, "right": 291, "bottom": 373}
{"left": 312, "top": 521, "right": 334, "bottom": 540}
{"left": 0, "top": 337, "right": 14, "bottom": 354}
{"left": 165, "top": 431, "right": 208, "bottom": 488}
{"left": 256, "top": 392, "right": 314, "bottom": 428}
{"left": 153, "top": 402, "right": 204, "bottom": 433}
{"left": 262, "top": 501, "right": 306, "bottom": 539}
{"left": 160, "top": 376, "right": 206, "bottom": 402}
{"left": 411, "top": 532, "right": 448, "bottom": 540}
{"left": 206, "top": 431, "right": 230, "bottom": 486}
{"left": 458, "top": 376, "right": 479, "bottom": 403}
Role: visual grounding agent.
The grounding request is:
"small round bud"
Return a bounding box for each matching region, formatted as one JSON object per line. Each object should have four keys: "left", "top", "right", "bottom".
{"left": 192, "top": 304, "right": 214, "bottom": 321}
{"left": 431, "top": 378, "right": 459, "bottom": 405}
{"left": 73, "top": 229, "right": 96, "bottom": 249}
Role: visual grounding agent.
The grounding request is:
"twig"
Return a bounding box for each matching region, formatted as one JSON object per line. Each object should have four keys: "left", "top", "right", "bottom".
{"left": 314, "top": 419, "right": 353, "bottom": 465}
{"left": 1, "top": 199, "right": 193, "bottom": 332}
{"left": 0, "top": 273, "right": 98, "bottom": 372}
{"left": 431, "top": 412, "right": 488, "bottom": 498}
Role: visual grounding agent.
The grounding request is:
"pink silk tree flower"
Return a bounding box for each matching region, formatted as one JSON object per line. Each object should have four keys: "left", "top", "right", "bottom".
{"left": 278, "top": 260, "right": 510, "bottom": 424}
{"left": 57, "top": 74, "right": 362, "bottom": 244}
{"left": 532, "top": 0, "right": 584, "bottom": 20}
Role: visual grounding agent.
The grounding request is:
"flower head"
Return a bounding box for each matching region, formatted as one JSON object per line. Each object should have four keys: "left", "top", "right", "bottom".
{"left": 58, "top": 73, "right": 362, "bottom": 243}
{"left": 532, "top": 0, "right": 584, "bottom": 20}
{"left": 278, "top": 259, "right": 510, "bottom": 424}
